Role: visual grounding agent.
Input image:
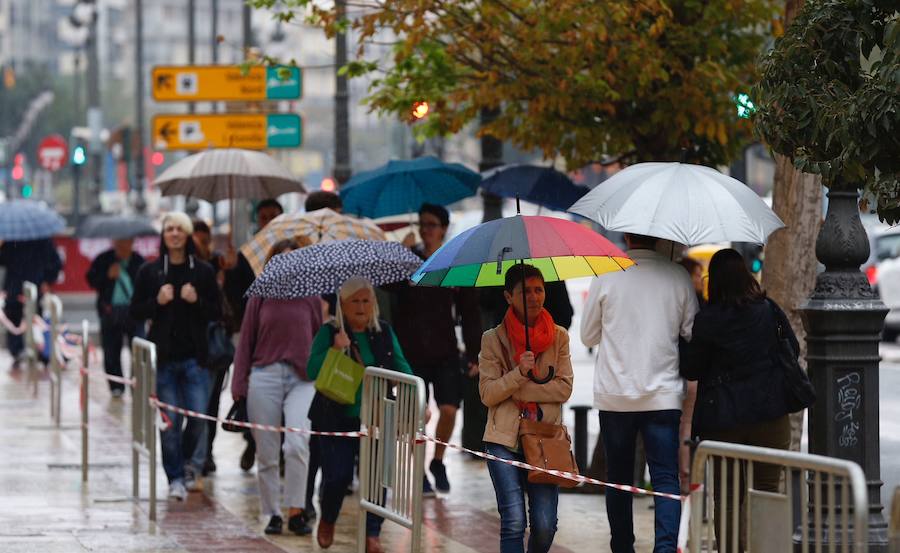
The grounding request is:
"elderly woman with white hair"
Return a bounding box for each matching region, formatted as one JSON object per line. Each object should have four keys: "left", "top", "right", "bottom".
{"left": 306, "top": 275, "right": 413, "bottom": 553}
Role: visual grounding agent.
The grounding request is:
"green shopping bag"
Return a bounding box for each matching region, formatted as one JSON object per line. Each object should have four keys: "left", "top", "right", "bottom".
{"left": 314, "top": 347, "right": 365, "bottom": 404}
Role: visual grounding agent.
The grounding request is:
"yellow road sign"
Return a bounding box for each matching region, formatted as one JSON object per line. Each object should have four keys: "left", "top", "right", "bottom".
{"left": 151, "top": 65, "right": 302, "bottom": 102}
{"left": 152, "top": 114, "right": 302, "bottom": 151}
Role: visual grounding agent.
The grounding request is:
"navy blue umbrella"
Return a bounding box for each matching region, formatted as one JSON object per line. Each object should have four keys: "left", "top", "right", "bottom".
{"left": 481, "top": 164, "right": 589, "bottom": 211}
{"left": 340, "top": 156, "right": 480, "bottom": 218}
{"left": 0, "top": 200, "right": 65, "bottom": 241}
{"left": 77, "top": 215, "right": 158, "bottom": 239}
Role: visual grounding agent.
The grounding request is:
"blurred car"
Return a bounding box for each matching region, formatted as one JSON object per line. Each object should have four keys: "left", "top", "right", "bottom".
{"left": 875, "top": 252, "right": 900, "bottom": 341}
{"left": 864, "top": 226, "right": 900, "bottom": 286}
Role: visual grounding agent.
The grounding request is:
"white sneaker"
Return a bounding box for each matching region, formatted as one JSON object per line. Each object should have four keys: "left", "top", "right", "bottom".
{"left": 168, "top": 480, "right": 187, "bottom": 501}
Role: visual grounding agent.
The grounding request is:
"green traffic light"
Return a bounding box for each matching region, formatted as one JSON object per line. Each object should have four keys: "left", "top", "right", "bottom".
{"left": 751, "top": 259, "right": 762, "bottom": 273}
{"left": 72, "top": 146, "right": 86, "bottom": 165}
{"left": 21, "top": 184, "right": 33, "bottom": 198}
{"left": 736, "top": 93, "right": 756, "bottom": 119}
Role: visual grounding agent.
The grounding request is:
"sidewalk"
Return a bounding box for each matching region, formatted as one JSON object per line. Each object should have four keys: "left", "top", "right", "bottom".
{"left": 0, "top": 346, "right": 658, "bottom": 553}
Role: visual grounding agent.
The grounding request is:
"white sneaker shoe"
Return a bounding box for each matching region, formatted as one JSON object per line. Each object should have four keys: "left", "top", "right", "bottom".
{"left": 168, "top": 480, "right": 187, "bottom": 501}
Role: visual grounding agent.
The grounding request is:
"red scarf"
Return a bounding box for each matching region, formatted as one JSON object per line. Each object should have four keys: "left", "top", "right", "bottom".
{"left": 503, "top": 307, "right": 556, "bottom": 421}
{"left": 503, "top": 306, "right": 555, "bottom": 364}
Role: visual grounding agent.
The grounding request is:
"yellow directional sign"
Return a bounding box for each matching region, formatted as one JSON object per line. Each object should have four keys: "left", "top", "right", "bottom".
{"left": 151, "top": 65, "right": 302, "bottom": 102}
{"left": 152, "top": 114, "right": 302, "bottom": 151}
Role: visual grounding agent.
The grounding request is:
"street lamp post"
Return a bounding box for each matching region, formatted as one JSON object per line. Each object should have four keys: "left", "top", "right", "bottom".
{"left": 133, "top": 0, "right": 146, "bottom": 213}
{"left": 799, "top": 185, "right": 889, "bottom": 551}
{"left": 333, "top": 0, "right": 351, "bottom": 186}
{"left": 85, "top": 2, "right": 102, "bottom": 213}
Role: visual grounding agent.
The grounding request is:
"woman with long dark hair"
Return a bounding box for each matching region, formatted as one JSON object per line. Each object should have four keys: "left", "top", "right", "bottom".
{"left": 680, "top": 248, "right": 796, "bottom": 552}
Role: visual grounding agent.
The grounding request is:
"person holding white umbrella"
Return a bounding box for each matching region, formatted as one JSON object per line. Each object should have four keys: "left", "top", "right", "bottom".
{"left": 570, "top": 161, "right": 784, "bottom": 553}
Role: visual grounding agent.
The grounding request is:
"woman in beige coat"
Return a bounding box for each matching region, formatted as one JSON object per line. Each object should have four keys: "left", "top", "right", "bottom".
{"left": 479, "top": 263, "right": 574, "bottom": 553}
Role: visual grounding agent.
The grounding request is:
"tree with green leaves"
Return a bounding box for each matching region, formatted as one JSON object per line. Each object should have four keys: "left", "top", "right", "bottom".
{"left": 754, "top": 0, "right": 899, "bottom": 221}
{"left": 252, "top": 0, "right": 781, "bottom": 168}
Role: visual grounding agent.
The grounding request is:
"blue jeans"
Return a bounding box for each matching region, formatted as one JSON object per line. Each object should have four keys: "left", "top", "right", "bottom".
{"left": 598, "top": 410, "right": 681, "bottom": 553}
{"left": 485, "top": 442, "right": 559, "bottom": 553}
{"left": 157, "top": 358, "right": 210, "bottom": 483}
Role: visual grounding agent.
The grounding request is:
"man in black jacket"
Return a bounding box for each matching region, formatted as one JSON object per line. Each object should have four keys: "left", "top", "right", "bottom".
{"left": 85, "top": 239, "right": 145, "bottom": 397}
{"left": 130, "top": 212, "right": 220, "bottom": 500}
{"left": 0, "top": 238, "right": 62, "bottom": 362}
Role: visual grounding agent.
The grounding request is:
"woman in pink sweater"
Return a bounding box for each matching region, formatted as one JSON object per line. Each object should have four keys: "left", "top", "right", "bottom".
{"left": 232, "top": 239, "right": 324, "bottom": 536}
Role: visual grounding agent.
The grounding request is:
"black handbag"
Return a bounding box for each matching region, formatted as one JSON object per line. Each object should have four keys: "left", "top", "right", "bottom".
{"left": 222, "top": 398, "right": 248, "bottom": 433}
{"left": 767, "top": 300, "right": 816, "bottom": 412}
{"left": 206, "top": 321, "right": 235, "bottom": 371}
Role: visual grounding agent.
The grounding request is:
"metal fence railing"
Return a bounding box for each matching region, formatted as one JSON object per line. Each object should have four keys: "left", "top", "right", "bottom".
{"left": 22, "top": 281, "right": 38, "bottom": 395}
{"left": 43, "top": 293, "right": 63, "bottom": 427}
{"left": 80, "top": 319, "right": 90, "bottom": 483}
{"left": 689, "top": 440, "right": 868, "bottom": 553}
{"left": 357, "top": 367, "right": 427, "bottom": 553}
{"left": 131, "top": 337, "right": 158, "bottom": 521}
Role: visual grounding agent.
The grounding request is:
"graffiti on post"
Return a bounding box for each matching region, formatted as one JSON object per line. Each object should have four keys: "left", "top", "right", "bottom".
{"left": 834, "top": 372, "right": 862, "bottom": 448}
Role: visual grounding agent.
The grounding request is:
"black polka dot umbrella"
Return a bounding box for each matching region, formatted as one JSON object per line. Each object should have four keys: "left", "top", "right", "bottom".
{"left": 247, "top": 239, "right": 423, "bottom": 299}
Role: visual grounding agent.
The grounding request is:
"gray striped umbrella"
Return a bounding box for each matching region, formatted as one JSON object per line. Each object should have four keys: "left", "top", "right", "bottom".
{"left": 0, "top": 200, "right": 65, "bottom": 240}
{"left": 247, "top": 239, "right": 422, "bottom": 299}
{"left": 153, "top": 148, "right": 306, "bottom": 202}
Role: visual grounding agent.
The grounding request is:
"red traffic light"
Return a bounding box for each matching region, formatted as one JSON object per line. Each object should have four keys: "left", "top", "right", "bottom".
{"left": 411, "top": 101, "right": 429, "bottom": 120}
{"left": 151, "top": 152, "right": 165, "bottom": 166}
{"left": 320, "top": 177, "right": 336, "bottom": 192}
{"left": 11, "top": 165, "right": 23, "bottom": 180}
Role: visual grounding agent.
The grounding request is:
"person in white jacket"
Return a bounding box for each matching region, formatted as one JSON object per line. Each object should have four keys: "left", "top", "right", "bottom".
{"left": 581, "top": 233, "right": 698, "bottom": 553}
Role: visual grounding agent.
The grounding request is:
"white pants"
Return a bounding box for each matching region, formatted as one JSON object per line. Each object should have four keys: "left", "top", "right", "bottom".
{"left": 248, "top": 361, "right": 316, "bottom": 516}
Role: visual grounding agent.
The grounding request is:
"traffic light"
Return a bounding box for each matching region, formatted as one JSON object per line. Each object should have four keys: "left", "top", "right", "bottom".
{"left": 151, "top": 151, "right": 165, "bottom": 166}
{"left": 11, "top": 153, "right": 24, "bottom": 180}
{"left": 735, "top": 93, "right": 756, "bottom": 119}
{"left": 411, "top": 101, "right": 429, "bottom": 120}
{"left": 72, "top": 145, "right": 87, "bottom": 166}
{"left": 21, "top": 184, "right": 33, "bottom": 198}
{"left": 320, "top": 177, "right": 336, "bottom": 192}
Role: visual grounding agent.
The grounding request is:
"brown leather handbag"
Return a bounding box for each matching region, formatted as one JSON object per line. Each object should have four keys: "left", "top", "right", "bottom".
{"left": 518, "top": 418, "right": 580, "bottom": 488}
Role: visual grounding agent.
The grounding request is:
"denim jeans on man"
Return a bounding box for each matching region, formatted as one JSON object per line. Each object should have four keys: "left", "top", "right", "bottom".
{"left": 485, "top": 442, "right": 559, "bottom": 553}
{"left": 599, "top": 410, "right": 681, "bottom": 553}
{"left": 318, "top": 431, "right": 384, "bottom": 536}
{"left": 157, "top": 358, "right": 210, "bottom": 483}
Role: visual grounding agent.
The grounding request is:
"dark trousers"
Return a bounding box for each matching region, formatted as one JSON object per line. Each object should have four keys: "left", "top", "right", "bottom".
{"left": 4, "top": 297, "right": 23, "bottom": 358}
{"left": 599, "top": 410, "right": 682, "bottom": 553}
{"left": 99, "top": 313, "right": 142, "bottom": 392}
{"left": 204, "top": 366, "right": 229, "bottom": 461}
{"left": 461, "top": 374, "right": 487, "bottom": 452}
{"left": 306, "top": 435, "right": 320, "bottom": 509}
{"left": 317, "top": 431, "right": 383, "bottom": 536}
{"left": 700, "top": 415, "right": 792, "bottom": 553}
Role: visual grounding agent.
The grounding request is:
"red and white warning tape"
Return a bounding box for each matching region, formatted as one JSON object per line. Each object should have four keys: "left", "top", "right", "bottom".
{"left": 146, "top": 395, "right": 685, "bottom": 502}
{"left": 421, "top": 434, "right": 685, "bottom": 502}
{"left": 148, "top": 397, "right": 369, "bottom": 439}
{"left": 79, "top": 366, "right": 136, "bottom": 387}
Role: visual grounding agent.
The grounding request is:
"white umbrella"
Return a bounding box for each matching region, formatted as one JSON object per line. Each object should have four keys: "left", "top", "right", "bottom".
{"left": 153, "top": 148, "right": 305, "bottom": 202}
{"left": 568, "top": 162, "right": 784, "bottom": 245}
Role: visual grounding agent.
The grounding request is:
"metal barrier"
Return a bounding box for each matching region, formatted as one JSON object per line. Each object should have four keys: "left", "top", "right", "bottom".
{"left": 689, "top": 440, "right": 868, "bottom": 553}
{"left": 131, "top": 337, "right": 158, "bottom": 521}
{"left": 22, "top": 281, "right": 38, "bottom": 394}
{"left": 43, "top": 293, "right": 63, "bottom": 427}
{"left": 357, "top": 367, "right": 427, "bottom": 553}
{"left": 80, "top": 319, "right": 89, "bottom": 483}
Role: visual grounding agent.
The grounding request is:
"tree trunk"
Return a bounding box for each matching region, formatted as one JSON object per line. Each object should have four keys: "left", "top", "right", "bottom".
{"left": 761, "top": 153, "right": 822, "bottom": 451}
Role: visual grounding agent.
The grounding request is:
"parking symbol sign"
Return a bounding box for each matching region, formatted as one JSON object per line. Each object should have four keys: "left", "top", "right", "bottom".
{"left": 176, "top": 72, "right": 198, "bottom": 95}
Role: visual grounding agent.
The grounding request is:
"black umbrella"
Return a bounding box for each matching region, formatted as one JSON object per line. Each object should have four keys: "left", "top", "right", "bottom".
{"left": 77, "top": 215, "right": 158, "bottom": 240}
{"left": 247, "top": 239, "right": 422, "bottom": 299}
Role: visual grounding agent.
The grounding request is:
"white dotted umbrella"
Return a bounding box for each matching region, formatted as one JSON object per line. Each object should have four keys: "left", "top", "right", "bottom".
{"left": 568, "top": 162, "right": 784, "bottom": 245}
{"left": 247, "top": 239, "right": 422, "bottom": 299}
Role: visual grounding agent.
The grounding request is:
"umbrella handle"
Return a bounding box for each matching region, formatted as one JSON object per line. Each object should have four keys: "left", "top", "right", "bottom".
{"left": 528, "top": 366, "right": 554, "bottom": 385}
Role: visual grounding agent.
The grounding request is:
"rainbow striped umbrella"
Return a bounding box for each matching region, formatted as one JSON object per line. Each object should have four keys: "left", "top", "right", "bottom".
{"left": 412, "top": 215, "right": 633, "bottom": 287}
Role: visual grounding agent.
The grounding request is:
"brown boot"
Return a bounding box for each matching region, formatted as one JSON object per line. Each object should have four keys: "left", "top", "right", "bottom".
{"left": 365, "top": 536, "right": 384, "bottom": 553}
{"left": 317, "top": 521, "right": 335, "bottom": 549}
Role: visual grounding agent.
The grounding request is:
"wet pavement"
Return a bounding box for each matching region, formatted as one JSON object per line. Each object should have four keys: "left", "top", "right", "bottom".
{"left": 0, "top": 309, "right": 660, "bottom": 552}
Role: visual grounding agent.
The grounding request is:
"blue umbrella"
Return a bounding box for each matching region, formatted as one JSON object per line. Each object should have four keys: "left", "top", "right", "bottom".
{"left": 0, "top": 200, "right": 65, "bottom": 241}
{"left": 481, "top": 164, "right": 589, "bottom": 211}
{"left": 340, "top": 156, "right": 480, "bottom": 218}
